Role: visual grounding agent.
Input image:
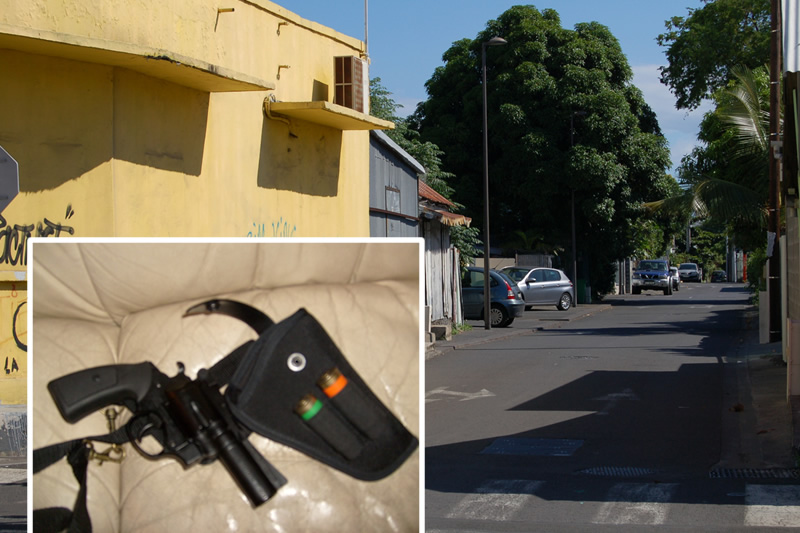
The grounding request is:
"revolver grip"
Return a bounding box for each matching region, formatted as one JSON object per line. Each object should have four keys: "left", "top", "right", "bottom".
{"left": 48, "top": 363, "right": 157, "bottom": 424}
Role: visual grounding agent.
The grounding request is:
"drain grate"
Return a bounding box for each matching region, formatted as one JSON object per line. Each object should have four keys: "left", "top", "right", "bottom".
{"left": 577, "top": 466, "right": 657, "bottom": 477}
{"left": 709, "top": 468, "right": 800, "bottom": 479}
{"left": 481, "top": 437, "right": 584, "bottom": 457}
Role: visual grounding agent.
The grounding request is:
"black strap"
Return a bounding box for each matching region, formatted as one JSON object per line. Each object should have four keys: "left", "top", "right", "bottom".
{"left": 32, "top": 421, "right": 147, "bottom": 533}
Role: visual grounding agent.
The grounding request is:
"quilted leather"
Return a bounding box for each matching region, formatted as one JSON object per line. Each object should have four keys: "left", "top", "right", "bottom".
{"left": 32, "top": 241, "right": 420, "bottom": 533}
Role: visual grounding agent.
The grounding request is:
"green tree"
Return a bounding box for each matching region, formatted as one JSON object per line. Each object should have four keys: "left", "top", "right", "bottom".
{"left": 413, "top": 6, "right": 675, "bottom": 295}
{"left": 657, "top": 0, "right": 770, "bottom": 110}
{"left": 369, "top": 77, "right": 482, "bottom": 268}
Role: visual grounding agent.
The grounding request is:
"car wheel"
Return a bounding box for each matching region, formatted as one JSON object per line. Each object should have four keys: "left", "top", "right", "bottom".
{"left": 490, "top": 304, "right": 509, "bottom": 327}
{"left": 632, "top": 287, "right": 641, "bottom": 295}
{"left": 557, "top": 292, "right": 572, "bottom": 311}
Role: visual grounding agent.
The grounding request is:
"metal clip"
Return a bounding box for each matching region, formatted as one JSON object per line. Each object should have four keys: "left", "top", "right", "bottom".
{"left": 87, "top": 441, "right": 126, "bottom": 465}
{"left": 87, "top": 408, "right": 126, "bottom": 465}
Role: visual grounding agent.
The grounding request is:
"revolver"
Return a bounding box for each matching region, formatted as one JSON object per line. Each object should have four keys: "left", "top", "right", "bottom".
{"left": 47, "top": 361, "right": 286, "bottom": 507}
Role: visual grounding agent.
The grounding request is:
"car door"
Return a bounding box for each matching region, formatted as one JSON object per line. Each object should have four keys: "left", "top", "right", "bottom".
{"left": 540, "top": 269, "right": 564, "bottom": 304}
{"left": 504, "top": 268, "right": 531, "bottom": 301}
{"left": 548, "top": 269, "right": 571, "bottom": 300}
{"left": 461, "top": 269, "right": 485, "bottom": 318}
{"left": 523, "top": 268, "right": 548, "bottom": 304}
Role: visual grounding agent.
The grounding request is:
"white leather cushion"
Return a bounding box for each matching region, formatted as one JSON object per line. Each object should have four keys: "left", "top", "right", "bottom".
{"left": 32, "top": 241, "right": 420, "bottom": 532}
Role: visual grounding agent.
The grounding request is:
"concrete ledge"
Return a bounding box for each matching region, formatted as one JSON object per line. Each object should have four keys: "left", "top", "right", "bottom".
{"left": 431, "top": 323, "right": 452, "bottom": 341}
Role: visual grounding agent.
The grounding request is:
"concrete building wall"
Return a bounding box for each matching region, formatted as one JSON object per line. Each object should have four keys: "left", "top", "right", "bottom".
{"left": 0, "top": 0, "right": 391, "bottom": 411}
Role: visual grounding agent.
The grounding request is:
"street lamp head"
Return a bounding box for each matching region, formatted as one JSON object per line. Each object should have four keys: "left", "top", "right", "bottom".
{"left": 484, "top": 36, "right": 508, "bottom": 47}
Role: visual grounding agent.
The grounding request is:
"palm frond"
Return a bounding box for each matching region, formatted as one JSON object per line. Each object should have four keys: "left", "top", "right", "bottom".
{"left": 717, "top": 65, "right": 770, "bottom": 157}
{"left": 645, "top": 177, "right": 766, "bottom": 228}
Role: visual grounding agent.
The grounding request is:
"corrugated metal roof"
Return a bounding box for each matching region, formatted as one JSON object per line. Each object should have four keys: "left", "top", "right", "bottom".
{"left": 418, "top": 180, "right": 453, "bottom": 207}
{"left": 370, "top": 130, "right": 426, "bottom": 174}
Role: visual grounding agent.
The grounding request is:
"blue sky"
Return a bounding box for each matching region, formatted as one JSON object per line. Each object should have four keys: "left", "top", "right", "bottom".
{"left": 278, "top": 0, "right": 712, "bottom": 175}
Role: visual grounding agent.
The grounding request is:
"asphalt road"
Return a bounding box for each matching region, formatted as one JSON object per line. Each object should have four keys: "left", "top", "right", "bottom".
{"left": 426, "top": 282, "right": 800, "bottom": 532}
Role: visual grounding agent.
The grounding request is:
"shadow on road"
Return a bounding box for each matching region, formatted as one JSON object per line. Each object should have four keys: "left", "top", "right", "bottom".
{"left": 427, "top": 286, "right": 761, "bottom": 506}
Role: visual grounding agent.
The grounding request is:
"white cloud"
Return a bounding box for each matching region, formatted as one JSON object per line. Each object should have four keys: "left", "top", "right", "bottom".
{"left": 632, "top": 64, "right": 713, "bottom": 174}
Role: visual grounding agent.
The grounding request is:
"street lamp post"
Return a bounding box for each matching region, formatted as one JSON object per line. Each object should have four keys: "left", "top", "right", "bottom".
{"left": 482, "top": 36, "right": 507, "bottom": 330}
{"left": 569, "top": 110, "right": 586, "bottom": 306}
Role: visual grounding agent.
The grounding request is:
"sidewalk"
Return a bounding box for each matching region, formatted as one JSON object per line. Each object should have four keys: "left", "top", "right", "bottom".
{"left": 426, "top": 302, "right": 800, "bottom": 473}
{"left": 716, "top": 309, "right": 799, "bottom": 472}
{"left": 425, "top": 302, "right": 612, "bottom": 359}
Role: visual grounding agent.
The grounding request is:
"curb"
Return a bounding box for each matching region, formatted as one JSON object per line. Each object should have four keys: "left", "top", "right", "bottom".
{"left": 425, "top": 303, "right": 612, "bottom": 360}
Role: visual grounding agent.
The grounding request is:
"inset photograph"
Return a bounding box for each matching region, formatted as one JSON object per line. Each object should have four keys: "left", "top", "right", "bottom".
{"left": 31, "top": 239, "right": 420, "bottom": 532}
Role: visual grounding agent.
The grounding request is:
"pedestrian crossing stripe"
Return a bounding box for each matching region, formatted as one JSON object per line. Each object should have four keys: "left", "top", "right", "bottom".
{"left": 439, "top": 480, "right": 800, "bottom": 528}
{"left": 445, "top": 479, "right": 544, "bottom": 521}
{"left": 745, "top": 485, "right": 800, "bottom": 527}
{"left": 593, "top": 482, "right": 677, "bottom": 525}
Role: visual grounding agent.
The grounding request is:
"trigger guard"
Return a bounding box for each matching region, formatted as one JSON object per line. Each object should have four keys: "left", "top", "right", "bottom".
{"left": 126, "top": 413, "right": 166, "bottom": 460}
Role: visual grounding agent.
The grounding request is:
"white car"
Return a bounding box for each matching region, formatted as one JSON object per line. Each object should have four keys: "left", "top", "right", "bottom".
{"left": 678, "top": 262, "right": 702, "bottom": 282}
{"left": 669, "top": 266, "right": 681, "bottom": 291}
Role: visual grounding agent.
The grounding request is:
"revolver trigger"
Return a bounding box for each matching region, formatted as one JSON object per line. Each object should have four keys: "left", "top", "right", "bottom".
{"left": 125, "top": 412, "right": 168, "bottom": 460}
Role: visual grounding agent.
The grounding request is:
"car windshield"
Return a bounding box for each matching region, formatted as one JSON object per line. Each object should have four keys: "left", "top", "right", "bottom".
{"left": 501, "top": 268, "right": 529, "bottom": 282}
{"left": 679, "top": 263, "right": 696, "bottom": 269}
{"left": 496, "top": 271, "right": 516, "bottom": 287}
{"left": 638, "top": 261, "right": 666, "bottom": 271}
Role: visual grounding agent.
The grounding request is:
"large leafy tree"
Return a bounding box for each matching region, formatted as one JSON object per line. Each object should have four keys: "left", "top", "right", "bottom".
{"left": 657, "top": 0, "right": 770, "bottom": 110}
{"left": 412, "top": 6, "right": 674, "bottom": 295}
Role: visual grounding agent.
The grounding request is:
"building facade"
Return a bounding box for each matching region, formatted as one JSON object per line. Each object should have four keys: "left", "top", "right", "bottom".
{"left": 0, "top": 0, "right": 390, "bottom": 412}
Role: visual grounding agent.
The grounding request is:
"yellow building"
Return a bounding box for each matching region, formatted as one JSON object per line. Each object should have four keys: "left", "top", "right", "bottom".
{"left": 0, "top": 1, "right": 392, "bottom": 410}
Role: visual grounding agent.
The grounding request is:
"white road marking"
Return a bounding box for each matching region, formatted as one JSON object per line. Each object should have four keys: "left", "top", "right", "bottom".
{"left": 426, "top": 386, "right": 496, "bottom": 402}
{"left": 744, "top": 485, "right": 800, "bottom": 527}
{"left": 593, "top": 482, "right": 677, "bottom": 525}
{"left": 0, "top": 468, "right": 25, "bottom": 484}
{"left": 446, "top": 479, "right": 544, "bottom": 521}
{"left": 591, "top": 388, "right": 639, "bottom": 415}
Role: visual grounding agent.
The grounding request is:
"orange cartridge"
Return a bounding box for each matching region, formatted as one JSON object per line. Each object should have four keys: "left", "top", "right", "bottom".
{"left": 318, "top": 368, "right": 386, "bottom": 440}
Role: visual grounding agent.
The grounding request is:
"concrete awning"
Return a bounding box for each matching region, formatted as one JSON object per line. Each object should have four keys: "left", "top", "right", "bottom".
{"left": 0, "top": 24, "right": 274, "bottom": 93}
{"left": 269, "top": 101, "right": 394, "bottom": 131}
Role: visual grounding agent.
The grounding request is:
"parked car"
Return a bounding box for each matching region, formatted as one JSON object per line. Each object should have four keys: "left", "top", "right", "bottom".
{"left": 461, "top": 267, "right": 525, "bottom": 327}
{"left": 669, "top": 266, "right": 681, "bottom": 291}
{"left": 499, "top": 266, "right": 575, "bottom": 311}
{"left": 711, "top": 270, "right": 728, "bottom": 282}
{"left": 678, "top": 262, "right": 702, "bottom": 282}
{"left": 632, "top": 259, "right": 673, "bottom": 295}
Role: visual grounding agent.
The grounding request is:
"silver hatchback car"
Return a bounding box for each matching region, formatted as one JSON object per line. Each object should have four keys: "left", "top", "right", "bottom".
{"left": 499, "top": 266, "right": 575, "bottom": 311}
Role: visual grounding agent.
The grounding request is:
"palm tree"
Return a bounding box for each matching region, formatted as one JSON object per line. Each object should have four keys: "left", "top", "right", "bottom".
{"left": 647, "top": 65, "right": 772, "bottom": 241}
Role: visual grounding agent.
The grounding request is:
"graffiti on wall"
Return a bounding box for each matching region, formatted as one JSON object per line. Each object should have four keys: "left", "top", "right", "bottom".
{"left": 0, "top": 205, "right": 75, "bottom": 266}
{"left": 11, "top": 299, "right": 24, "bottom": 354}
{"left": 2, "top": 284, "right": 25, "bottom": 380}
{"left": 247, "top": 217, "right": 297, "bottom": 238}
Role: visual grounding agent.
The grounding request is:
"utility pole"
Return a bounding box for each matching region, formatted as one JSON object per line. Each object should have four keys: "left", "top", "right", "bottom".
{"left": 768, "top": 0, "right": 782, "bottom": 342}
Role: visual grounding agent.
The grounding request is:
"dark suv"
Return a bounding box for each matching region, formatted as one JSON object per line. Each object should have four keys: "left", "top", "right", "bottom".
{"left": 632, "top": 259, "right": 673, "bottom": 295}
